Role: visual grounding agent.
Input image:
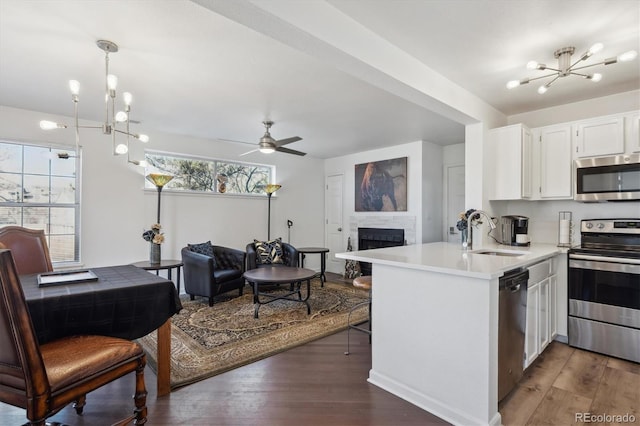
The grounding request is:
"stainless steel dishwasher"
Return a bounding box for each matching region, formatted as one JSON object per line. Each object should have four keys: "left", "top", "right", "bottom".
{"left": 498, "top": 267, "right": 529, "bottom": 402}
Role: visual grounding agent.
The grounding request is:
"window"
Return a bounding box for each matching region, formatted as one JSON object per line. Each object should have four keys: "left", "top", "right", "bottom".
{"left": 0, "top": 141, "right": 80, "bottom": 263}
{"left": 144, "top": 151, "right": 274, "bottom": 195}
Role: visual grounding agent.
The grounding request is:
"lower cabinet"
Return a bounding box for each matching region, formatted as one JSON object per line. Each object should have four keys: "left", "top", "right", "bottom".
{"left": 524, "top": 282, "right": 539, "bottom": 368}
{"left": 524, "top": 259, "right": 557, "bottom": 369}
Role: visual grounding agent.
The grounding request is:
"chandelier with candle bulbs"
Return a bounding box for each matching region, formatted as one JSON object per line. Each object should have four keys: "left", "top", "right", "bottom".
{"left": 506, "top": 43, "right": 637, "bottom": 94}
{"left": 39, "top": 40, "right": 149, "bottom": 165}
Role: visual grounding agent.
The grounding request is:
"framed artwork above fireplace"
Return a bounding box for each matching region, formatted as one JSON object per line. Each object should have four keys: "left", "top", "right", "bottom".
{"left": 354, "top": 157, "right": 407, "bottom": 212}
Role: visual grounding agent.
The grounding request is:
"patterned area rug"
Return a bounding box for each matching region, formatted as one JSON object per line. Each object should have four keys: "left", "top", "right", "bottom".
{"left": 138, "top": 279, "right": 369, "bottom": 389}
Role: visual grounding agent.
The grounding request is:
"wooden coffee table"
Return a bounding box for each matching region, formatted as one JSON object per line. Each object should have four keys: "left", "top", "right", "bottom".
{"left": 243, "top": 266, "right": 316, "bottom": 319}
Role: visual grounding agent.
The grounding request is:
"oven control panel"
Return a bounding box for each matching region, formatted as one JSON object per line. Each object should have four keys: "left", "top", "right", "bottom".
{"left": 582, "top": 219, "right": 640, "bottom": 234}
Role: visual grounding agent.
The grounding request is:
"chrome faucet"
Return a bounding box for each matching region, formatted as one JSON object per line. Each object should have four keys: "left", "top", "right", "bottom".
{"left": 464, "top": 210, "right": 497, "bottom": 251}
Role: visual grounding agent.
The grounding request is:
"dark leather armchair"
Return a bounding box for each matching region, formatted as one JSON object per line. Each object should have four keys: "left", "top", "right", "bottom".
{"left": 0, "top": 226, "right": 53, "bottom": 275}
{"left": 0, "top": 249, "right": 147, "bottom": 425}
{"left": 181, "top": 244, "right": 246, "bottom": 306}
{"left": 246, "top": 240, "right": 298, "bottom": 270}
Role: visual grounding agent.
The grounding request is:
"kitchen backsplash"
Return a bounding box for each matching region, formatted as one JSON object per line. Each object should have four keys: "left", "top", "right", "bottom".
{"left": 495, "top": 199, "right": 640, "bottom": 246}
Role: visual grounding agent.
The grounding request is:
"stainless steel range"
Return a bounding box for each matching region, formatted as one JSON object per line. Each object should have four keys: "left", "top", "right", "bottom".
{"left": 568, "top": 219, "right": 640, "bottom": 363}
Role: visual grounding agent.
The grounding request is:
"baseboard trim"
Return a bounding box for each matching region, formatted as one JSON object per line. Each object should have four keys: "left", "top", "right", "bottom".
{"left": 368, "top": 369, "right": 501, "bottom": 426}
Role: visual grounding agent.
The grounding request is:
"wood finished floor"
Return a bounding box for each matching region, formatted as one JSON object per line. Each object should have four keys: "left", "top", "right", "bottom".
{"left": 1, "top": 275, "right": 638, "bottom": 425}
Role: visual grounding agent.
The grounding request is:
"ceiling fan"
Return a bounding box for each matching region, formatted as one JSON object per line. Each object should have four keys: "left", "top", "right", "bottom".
{"left": 238, "top": 121, "right": 305, "bottom": 157}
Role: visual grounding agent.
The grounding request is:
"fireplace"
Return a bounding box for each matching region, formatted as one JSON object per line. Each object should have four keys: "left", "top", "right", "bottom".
{"left": 358, "top": 227, "right": 405, "bottom": 276}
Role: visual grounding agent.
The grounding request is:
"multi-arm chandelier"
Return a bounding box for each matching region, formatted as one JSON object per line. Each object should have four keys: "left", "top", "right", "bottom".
{"left": 39, "top": 40, "right": 149, "bottom": 165}
{"left": 507, "top": 43, "right": 637, "bottom": 94}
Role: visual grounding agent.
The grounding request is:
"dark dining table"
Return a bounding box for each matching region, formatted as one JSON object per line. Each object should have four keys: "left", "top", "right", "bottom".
{"left": 21, "top": 264, "right": 183, "bottom": 396}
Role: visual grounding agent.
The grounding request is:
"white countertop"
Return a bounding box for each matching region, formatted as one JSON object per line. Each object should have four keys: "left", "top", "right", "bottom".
{"left": 336, "top": 242, "right": 561, "bottom": 279}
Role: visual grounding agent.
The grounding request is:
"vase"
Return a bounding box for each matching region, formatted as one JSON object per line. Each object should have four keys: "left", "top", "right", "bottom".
{"left": 461, "top": 228, "right": 469, "bottom": 250}
{"left": 150, "top": 243, "right": 161, "bottom": 264}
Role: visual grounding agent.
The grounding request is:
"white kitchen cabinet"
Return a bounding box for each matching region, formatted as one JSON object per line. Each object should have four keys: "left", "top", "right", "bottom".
{"left": 538, "top": 124, "right": 572, "bottom": 198}
{"left": 628, "top": 112, "right": 640, "bottom": 153}
{"left": 524, "top": 259, "right": 555, "bottom": 369}
{"left": 524, "top": 281, "right": 539, "bottom": 369}
{"left": 574, "top": 115, "right": 624, "bottom": 158}
{"left": 489, "top": 123, "right": 533, "bottom": 200}
{"left": 538, "top": 277, "right": 550, "bottom": 352}
{"left": 549, "top": 274, "right": 557, "bottom": 340}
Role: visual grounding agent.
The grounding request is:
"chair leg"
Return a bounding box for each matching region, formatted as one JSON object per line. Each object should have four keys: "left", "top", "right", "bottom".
{"left": 344, "top": 299, "right": 371, "bottom": 355}
{"left": 189, "top": 294, "right": 195, "bottom": 301}
{"left": 239, "top": 285, "right": 244, "bottom": 296}
{"left": 133, "top": 359, "right": 148, "bottom": 425}
{"left": 208, "top": 297, "right": 214, "bottom": 307}
{"left": 73, "top": 394, "right": 86, "bottom": 414}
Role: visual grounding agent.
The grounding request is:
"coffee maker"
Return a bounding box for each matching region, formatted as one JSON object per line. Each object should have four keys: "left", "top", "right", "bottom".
{"left": 500, "top": 215, "right": 530, "bottom": 246}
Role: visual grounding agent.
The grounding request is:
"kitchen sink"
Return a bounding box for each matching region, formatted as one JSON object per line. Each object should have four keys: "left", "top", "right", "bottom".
{"left": 470, "top": 249, "right": 529, "bottom": 257}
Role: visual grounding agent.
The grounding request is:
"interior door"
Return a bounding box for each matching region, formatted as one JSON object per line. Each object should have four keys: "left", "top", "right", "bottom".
{"left": 325, "top": 174, "right": 344, "bottom": 274}
{"left": 444, "top": 164, "right": 465, "bottom": 243}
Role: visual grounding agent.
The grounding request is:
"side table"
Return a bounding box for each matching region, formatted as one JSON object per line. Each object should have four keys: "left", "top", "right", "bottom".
{"left": 131, "top": 259, "right": 183, "bottom": 293}
{"left": 297, "top": 247, "right": 329, "bottom": 287}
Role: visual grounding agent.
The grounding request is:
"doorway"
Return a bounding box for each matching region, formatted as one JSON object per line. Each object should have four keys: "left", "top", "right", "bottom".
{"left": 325, "top": 174, "right": 344, "bottom": 274}
{"left": 443, "top": 164, "right": 465, "bottom": 243}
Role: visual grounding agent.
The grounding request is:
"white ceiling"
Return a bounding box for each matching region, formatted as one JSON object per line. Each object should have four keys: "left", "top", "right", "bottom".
{"left": 1, "top": 0, "right": 638, "bottom": 159}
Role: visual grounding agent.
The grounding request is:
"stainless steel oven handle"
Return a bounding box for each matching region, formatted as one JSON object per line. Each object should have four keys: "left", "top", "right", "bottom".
{"left": 569, "top": 253, "right": 640, "bottom": 265}
{"left": 569, "top": 258, "right": 640, "bottom": 274}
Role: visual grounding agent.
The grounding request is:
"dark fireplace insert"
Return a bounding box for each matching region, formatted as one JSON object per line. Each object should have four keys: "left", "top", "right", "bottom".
{"left": 358, "top": 227, "right": 405, "bottom": 276}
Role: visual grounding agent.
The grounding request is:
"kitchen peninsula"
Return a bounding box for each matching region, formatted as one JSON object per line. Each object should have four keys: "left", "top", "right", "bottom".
{"left": 336, "top": 242, "right": 560, "bottom": 426}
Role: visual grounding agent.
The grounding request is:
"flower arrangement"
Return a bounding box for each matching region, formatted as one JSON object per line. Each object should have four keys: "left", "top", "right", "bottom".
{"left": 456, "top": 209, "right": 483, "bottom": 231}
{"left": 142, "top": 223, "right": 165, "bottom": 245}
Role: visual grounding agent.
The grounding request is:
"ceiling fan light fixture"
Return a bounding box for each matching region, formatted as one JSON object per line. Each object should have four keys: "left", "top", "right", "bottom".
{"left": 259, "top": 146, "right": 275, "bottom": 154}
{"left": 507, "top": 43, "right": 637, "bottom": 94}
{"left": 506, "top": 78, "right": 529, "bottom": 89}
{"left": 39, "top": 40, "right": 149, "bottom": 165}
{"left": 39, "top": 120, "right": 67, "bottom": 130}
{"left": 618, "top": 50, "right": 638, "bottom": 62}
{"left": 589, "top": 73, "right": 603, "bottom": 82}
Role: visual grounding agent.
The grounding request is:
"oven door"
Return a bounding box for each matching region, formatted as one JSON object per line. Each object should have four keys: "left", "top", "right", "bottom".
{"left": 568, "top": 254, "right": 640, "bottom": 329}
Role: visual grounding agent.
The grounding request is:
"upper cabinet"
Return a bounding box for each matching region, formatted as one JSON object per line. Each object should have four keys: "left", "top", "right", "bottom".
{"left": 489, "top": 124, "right": 533, "bottom": 200}
{"left": 628, "top": 112, "right": 640, "bottom": 153}
{"left": 538, "top": 124, "right": 572, "bottom": 199}
{"left": 574, "top": 115, "right": 624, "bottom": 158}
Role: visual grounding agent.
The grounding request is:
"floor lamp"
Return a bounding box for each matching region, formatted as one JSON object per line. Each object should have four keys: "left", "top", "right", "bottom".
{"left": 146, "top": 173, "right": 174, "bottom": 224}
{"left": 265, "top": 184, "right": 281, "bottom": 240}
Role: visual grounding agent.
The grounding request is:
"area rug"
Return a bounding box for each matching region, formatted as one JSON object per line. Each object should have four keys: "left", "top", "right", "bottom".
{"left": 138, "top": 279, "right": 369, "bottom": 389}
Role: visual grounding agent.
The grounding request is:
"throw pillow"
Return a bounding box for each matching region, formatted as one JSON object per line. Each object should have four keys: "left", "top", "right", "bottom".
{"left": 188, "top": 241, "right": 218, "bottom": 268}
{"left": 253, "top": 238, "right": 284, "bottom": 264}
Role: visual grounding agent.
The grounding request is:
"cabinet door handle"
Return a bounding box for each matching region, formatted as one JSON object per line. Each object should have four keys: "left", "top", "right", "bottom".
{"left": 337, "top": 227, "right": 342, "bottom": 232}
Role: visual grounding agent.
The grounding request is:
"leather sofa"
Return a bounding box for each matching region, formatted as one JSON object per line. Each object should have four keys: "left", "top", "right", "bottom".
{"left": 181, "top": 244, "right": 246, "bottom": 306}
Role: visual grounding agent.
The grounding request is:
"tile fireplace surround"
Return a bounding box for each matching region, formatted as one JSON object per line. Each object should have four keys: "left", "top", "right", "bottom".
{"left": 349, "top": 216, "right": 416, "bottom": 249}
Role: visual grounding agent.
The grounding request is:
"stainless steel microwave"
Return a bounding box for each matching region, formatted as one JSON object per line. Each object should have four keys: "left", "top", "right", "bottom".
{"left": 574, "top": 154, "right": 640, "bottom": 202}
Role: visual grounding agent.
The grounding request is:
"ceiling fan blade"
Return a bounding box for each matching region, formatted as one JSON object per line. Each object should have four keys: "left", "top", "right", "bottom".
{"left": 274, "top": 136, "right": 302, "bottom": 147}
{"left": 239, "top": 148, "right": 259, "bottom": 156}
{"left": 217, "top": 138, "right": 255, "bottom": 146}
{"left": 276, "top": 146, "right": 306, "bottom": 156}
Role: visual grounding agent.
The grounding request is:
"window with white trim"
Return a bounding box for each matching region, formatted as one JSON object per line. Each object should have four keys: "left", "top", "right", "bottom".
{"left": 0, "top": 141, "right": 80, "bottom": 263}
{"left": 144, "top": 151, "right": 274, "bottom": 195}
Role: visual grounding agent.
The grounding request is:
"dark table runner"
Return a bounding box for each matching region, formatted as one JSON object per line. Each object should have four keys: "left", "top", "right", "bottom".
{"left": 22, "top": 264, "right": 183, "bottom": 344}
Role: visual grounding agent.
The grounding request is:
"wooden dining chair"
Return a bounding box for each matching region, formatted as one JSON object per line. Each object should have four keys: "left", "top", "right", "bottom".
{"left": 0, "top": 226, "right": 53, "bottom": 275}
{"left": 0, "top": 249, "right": 148, "bottom": 425}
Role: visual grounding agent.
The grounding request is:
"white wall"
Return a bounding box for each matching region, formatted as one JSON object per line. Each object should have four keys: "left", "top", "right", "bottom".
{"left": 0, "top": 106, "right": 325, "bottom": 270}
{"left": 422, "top": 141, "right": 443, "bottom": 242}
{"left": 507, "top": 90, "right": 640, "bottom": 127}
{"left": 324, "top": 141, "right": 424, "bottom": 252}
